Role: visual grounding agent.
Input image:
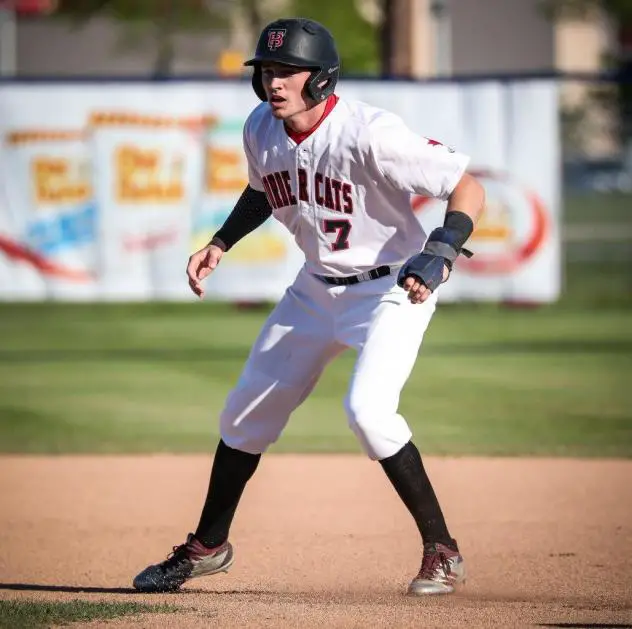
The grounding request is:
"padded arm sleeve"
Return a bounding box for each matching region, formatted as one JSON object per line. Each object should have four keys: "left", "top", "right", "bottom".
{"left": 211, "top": 185, "right": 273, "bottom": 252}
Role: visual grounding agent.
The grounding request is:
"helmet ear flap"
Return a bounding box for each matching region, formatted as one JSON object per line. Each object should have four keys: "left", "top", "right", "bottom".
{"left": 251, "top": 65, "right": 267, "bottom": 101}
{"left": 305, "top": 69, "right": 337, "bottom": 102}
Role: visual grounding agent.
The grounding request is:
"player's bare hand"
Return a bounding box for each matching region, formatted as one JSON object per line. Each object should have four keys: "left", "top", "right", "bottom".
{"left": 186, "top": 244, "right": 223, "bottom": 299}
{"left": 402, "top": 264, "right": 450, "bottom": 304}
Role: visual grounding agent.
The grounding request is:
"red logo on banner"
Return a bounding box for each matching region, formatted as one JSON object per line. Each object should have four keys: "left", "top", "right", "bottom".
{"left": 0, "top": 235, "right": 93, "bottom": 282}
{"left": 267, "top": 30, "right": 286, "bottom": 51}
{"left": 411, "top": 170, "right": 549, "bottom": 275}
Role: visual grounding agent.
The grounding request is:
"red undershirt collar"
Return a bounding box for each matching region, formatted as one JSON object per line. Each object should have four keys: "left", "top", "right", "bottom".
{"left": 284, "top": 94, "right": 339, "bottom": 145}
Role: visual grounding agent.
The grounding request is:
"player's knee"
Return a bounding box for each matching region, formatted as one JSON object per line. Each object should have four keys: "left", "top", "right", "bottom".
{"left": 343, "top": 393, "right": 412, "bottom": 460}
{"left": 344, "top": 390, "right": 392, "bottom": 428}
{"left": 343, "top": 394, "right": 383, "bottom": 447}
{"left": 219, "top": 411, "right": 274, "bottom": 454}
{"left": 219, "top": 399, "right": 285, "bottom": 455}
{"left": 219, "top": 375, "right": 301, "bottom": 454}
{"left": 344, "top": 390, "right": 365, "bottom": 415}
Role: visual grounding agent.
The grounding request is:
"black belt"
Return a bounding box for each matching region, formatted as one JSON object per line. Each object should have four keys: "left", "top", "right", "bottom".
{"left": 314, "top": 265, "right": 392, "bottom": 286}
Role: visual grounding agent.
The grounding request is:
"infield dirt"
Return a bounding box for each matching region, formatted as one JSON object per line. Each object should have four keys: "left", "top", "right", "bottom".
{"left": 0, "top": 455, "right": 630, "bottom": 628}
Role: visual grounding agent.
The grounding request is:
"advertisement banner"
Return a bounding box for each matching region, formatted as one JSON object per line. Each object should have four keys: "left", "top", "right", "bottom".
{"left": 89, "top": 111, "right": 205, "bottom": 300}
{"left": 0, "top": 129, "right": 96, "bottom": 300}
{"left": 0, "top": 79, "right": 560, "bottom": 303}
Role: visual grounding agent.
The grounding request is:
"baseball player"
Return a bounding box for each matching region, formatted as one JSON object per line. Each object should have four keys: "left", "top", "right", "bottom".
{"left": 133, "top": 17, "right": 484, "bottom": 596}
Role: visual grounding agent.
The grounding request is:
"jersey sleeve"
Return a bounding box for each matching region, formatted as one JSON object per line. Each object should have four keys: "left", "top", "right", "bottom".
{"left": 369, "top": 114, "right": 470, "bottom": 200}
{"left": 242, "top": 116, "right": 265, "bottom": 192}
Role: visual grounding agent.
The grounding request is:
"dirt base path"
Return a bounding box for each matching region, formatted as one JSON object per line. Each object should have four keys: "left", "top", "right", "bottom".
{"left": 0, "top": 455, "right": 630, "bottom": 628}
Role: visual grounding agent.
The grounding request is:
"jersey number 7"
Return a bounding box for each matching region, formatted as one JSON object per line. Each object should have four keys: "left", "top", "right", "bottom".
{"left": 323, "top": 219, "right": 351, "bottom": 251}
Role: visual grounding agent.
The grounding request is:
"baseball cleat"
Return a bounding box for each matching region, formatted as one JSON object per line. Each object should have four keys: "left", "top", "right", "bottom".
{"left": 133, "top": 533, "right": 234, "bottom": 593}
{"left": 407, "top": 542, "right": 465, "bottom": 596}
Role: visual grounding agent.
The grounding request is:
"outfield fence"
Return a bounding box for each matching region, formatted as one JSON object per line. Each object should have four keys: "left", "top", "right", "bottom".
{"left": 0, "top": 74, "right": 629, "bottom": 305}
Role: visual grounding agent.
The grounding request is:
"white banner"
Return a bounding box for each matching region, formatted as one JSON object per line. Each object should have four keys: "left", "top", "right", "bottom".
{"left": 0, "top": 80, "right": 560, "bottom": 302}
{"left": 0, "top": 129, "right": 97, "bottom": 301}
{"left": 89, "top": 111, "right": 205, "bottom": 300}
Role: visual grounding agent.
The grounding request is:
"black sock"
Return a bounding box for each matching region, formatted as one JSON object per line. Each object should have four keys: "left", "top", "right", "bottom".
{"left": 379, "top": 441, "right": 457, "bottom": 550}
{"left": 194, "top": 439, "right": 261, "bottom": 548}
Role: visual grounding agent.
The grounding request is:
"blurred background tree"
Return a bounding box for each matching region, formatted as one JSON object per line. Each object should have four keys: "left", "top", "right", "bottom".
{"left": 55, "top": 0, "right": 383, "bottom": 76}
{"left": 286, "top": 0, "right": 382, "bottom": 75}
{"left": 540, "top": 0, "right": 632, "bottom": 158}
{"left": 55, "top": 0, "right": 235, "bottom": 76}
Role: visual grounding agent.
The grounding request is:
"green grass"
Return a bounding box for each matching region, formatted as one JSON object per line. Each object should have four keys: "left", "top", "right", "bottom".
{"left": 561, "top": 261, "right": 632, "bottom": 309}
{"left": 0, "top": 600, "right": 178, "bottom": 628}
{"left": 0, "top": 190, "right": 630, "bottom": 458}
{"left": 0, "top": 293, "right": 630, "bottom": 458}
{"left": 564, "top": 191, "right": 631, "bottom": 224}
{"left": 563, "top": 192, "right": 632, "bottom": 270}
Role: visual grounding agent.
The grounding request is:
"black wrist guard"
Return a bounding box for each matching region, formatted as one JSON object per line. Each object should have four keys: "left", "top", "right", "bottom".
{"left": 423, "top": 210, "right": 474, "bottom": 270}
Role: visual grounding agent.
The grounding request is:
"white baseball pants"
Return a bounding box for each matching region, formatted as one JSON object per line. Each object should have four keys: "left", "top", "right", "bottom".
{"left": 219, "top": 265, "right": 438, "bottom": 460}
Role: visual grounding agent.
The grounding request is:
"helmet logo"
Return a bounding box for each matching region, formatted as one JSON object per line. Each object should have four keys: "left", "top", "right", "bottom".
{"left": 267, "top": 29, "right": 286, "bottom": 51}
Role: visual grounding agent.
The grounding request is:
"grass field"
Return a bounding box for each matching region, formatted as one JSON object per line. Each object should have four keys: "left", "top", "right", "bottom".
{"left": 0, "top": 600, "right": 177, "bottom": 628}
{"left": 564, "top": 193, "right": 632, "bottom": 268}
{"left": 1, "top": 281, "right": 630, "bottom": 457}
{"left": 1, "top": 192, "right": 630, "bottom": 458}
{"left": 564, "top": 191, "right": 631, "bottom": 224}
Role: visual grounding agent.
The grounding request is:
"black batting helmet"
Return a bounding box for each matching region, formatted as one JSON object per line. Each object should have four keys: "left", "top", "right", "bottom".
{"left": 244, "top": 18, "right": 340, "bottom": 103}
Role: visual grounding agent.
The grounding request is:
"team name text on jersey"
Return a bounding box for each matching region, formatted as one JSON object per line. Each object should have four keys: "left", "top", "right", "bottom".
{"left": 261, "top": 169, "right": 354, "bottom": 213}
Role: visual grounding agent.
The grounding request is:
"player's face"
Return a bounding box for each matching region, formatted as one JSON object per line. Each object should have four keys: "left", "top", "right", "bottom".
{"left": 260, "top": 62, "right": 313, "bottom": 119}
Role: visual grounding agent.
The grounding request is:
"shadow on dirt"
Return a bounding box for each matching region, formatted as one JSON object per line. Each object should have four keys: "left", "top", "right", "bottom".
{"left": 538, "top": 624, "right": 632, "bottom": 629}
{"left": 0, "top": 583, "right": 135, "bottom": 594}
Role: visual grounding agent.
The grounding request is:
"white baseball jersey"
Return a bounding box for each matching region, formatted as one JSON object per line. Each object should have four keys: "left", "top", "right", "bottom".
{"left": 243, "top": 97, "right": 470, "bottom": 276}
{"left": 220, "top": 95, "right": 471, "bottom": 462}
